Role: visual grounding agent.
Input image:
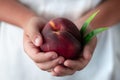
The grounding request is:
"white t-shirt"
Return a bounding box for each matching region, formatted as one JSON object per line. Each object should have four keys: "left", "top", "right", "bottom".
{"left": 0, "top": 0, "right": 120, "bottom": 80}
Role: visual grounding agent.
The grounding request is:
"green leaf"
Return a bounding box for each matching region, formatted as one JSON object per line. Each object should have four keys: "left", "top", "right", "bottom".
{"left": 83, "top": 27, "right": 108, "bottom": 45}
{"left": 80, "top": 10, "right": 100, "bottom": 34}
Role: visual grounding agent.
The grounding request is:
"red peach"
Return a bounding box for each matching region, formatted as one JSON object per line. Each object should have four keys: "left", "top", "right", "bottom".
{"left": 40, "top": 18, "right": 82, "bottom": 59}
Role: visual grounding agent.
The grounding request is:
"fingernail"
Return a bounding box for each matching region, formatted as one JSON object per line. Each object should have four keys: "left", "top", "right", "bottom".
{"left": 35, "top": 37, "right": 40, "bottom": 46}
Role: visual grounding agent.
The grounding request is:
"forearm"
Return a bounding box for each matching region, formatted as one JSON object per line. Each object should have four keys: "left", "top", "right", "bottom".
{"left": 77, "top": 0, "right": 120, "bottom": 29}
{"left": 0, "top": 0, "right": 37, "bottom": 28}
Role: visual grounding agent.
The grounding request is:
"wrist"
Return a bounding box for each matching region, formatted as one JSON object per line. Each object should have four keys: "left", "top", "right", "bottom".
{"left": 20, "top": 14, "right": 39, "bottom": 29}
{"left": 23, "top": 16, "right": 48, "bottom": 32}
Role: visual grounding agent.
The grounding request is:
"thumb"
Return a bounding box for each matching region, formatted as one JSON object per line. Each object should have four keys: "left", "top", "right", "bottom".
{"left": 33, "top": 33, "right": 43, "bottom": 47}
{"left": 24, "top": 17, "right": 46, "bottom": 47}
{"left": 28, "top": 28, "right": 43, "bottom": 47}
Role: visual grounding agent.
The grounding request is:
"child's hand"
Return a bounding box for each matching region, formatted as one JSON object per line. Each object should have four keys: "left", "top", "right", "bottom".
{"left": 51, "top": 37, "right": 97, "bottom": 76}
{"left": 51, "top": 20, "right": 97, "bottom": 76}
{"left": 23, "top": 17, "right": 64, "bottom": 72}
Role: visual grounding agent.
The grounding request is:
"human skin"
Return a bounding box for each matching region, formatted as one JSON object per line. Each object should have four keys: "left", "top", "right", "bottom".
{"left": 0, "top": 0, "right": 120, "bottom": 76}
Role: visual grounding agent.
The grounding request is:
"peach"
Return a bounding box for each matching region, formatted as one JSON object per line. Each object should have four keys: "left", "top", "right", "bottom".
{"left": 40, "top": 18, "right": 82, "bottom": 59}
{"left": 40, "top": 11, "right": 108, "bottom": 59}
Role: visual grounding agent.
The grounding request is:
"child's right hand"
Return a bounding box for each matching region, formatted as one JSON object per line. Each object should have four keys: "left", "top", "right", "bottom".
{"left": 23, "top": 16, "right": 64, "bottom": 72}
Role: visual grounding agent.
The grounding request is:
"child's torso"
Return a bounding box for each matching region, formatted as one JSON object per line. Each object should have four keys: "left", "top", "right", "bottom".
{"left": 20, "top": 0, "right": 101, "bottom": 20}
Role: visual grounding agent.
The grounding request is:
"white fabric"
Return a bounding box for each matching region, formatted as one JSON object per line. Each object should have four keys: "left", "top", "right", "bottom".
{"left": 0, "top": 0, "right": 120, "bottom": 80}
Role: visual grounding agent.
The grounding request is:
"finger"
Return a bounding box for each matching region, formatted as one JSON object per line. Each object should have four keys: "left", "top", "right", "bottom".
{"left": 64, "top": 47, "right": 92, "bottom": 70}
{"left": 27, "top": 27, "right": 43, "bottom": 47}
{"left": 25, "top": 17, "right": 46, "bottom": 47}
{"left": 82, "top": 45, "right": 93, "bottom": 60}
{"left": 63, "top": 36, "right": 97, "bottom": 71}
{"left": 24, "top": 34, "right": 58, "bottom": 63}
{"left": 64, "top": 37, "right": 97, "bottom": 70}
{"left": 36, "top": 56, "right": 64, "bottom": 71}
{"left": 33, "top": 52, "right": 59, "bottom": 63}
{"left": 64, "top": 59, "right": 88, "bottom": 71}
{"left": 23, "top": 33, "right": 40, "bottom": 57}
{"left": 47, "top": 69, "right": 53, "bottom": 72}
{"left": 83, "top": 36, "right": 97, "bottom": 59}
{"left": 51, "top": 65, "right": 76, "bottom": 76}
